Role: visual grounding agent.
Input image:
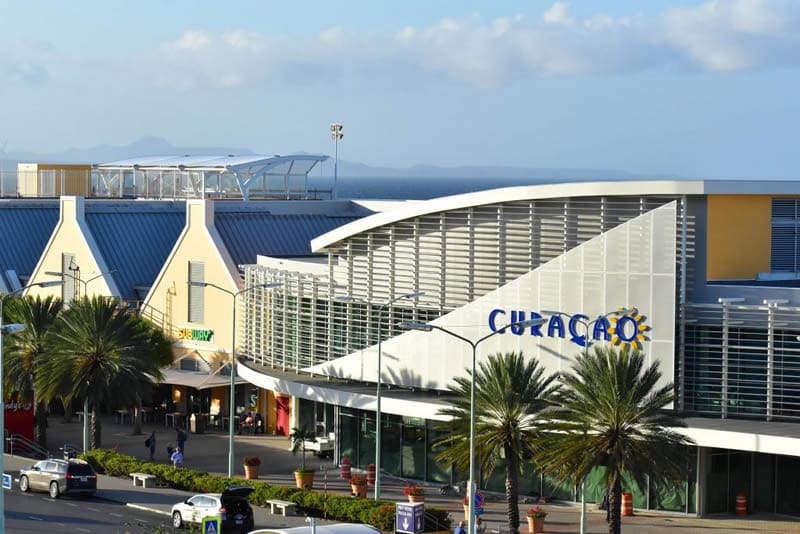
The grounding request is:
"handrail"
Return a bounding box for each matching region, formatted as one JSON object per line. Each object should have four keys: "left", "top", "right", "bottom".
{"left": 6, "top": 434, "right": 51, "bottom": 459}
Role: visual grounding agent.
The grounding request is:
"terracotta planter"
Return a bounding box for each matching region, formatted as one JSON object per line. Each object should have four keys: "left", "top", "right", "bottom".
{"left": 408, "top": 494, "right": 425, "bottom": 503}
{"left": 243, "top": 464, "right": 260, "bottom": 480}
{"left": 526, "top": 517, "right": 545, "bottom": 533}
{"left": 351, "top": 484, "right": 367, "bottom": 498}
{"left": 294, "top": 470, "right": 315, "bottom": 489}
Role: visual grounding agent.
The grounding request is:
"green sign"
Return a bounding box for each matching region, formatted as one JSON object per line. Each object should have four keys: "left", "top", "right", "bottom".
{"left": 178, "top": 328, "right": 214, "bottom": 342}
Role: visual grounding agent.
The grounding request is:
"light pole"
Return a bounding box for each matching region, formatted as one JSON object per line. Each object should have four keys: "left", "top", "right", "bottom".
{"left": 329, "top": 123, "right": 343, "bottom": 199}
{"left": 401, "top": 317, "right": 545, "bottom": 534}
{"left": 190, "top": 281, "right": 281, "bottom": 477}
{"left": 1, "top": 279, "right": 63, "bottom": 534}
{"left": 338, "top": 290, "right": 424, "bottom": 500}
{"left": 541, "top": 308, "right": 635, "bottom": 534}
{"left": 45, "top": 269, "right": 117, "bottom": 301}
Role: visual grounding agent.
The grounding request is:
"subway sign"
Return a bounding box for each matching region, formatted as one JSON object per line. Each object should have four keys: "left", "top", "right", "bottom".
{"left": 488, "top": 309, "right": 650, "bottom": 349}
{"left": 177, "top": 327, "right": 214, "bottom": 342}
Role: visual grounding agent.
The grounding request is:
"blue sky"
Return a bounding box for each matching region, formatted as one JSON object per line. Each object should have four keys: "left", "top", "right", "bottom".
{"left": 2, "top": 0, "right": 799, "bottom": 179}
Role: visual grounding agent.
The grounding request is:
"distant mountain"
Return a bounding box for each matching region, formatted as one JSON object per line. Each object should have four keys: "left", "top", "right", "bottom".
{"left": 1, "top": 136, "right": 256, "bottom": 166}
{"left": 1, "top": 136, "right": 676, "bottom": 181}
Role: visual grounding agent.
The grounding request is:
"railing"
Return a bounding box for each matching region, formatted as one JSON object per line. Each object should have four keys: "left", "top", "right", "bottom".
{"left": 5, "top": 434, "right": 51, "bottom": 459}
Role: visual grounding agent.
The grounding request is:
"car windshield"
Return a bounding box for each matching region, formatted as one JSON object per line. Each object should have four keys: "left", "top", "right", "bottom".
{"left": 68, "top": 464, "right": 94, "bottom": 476}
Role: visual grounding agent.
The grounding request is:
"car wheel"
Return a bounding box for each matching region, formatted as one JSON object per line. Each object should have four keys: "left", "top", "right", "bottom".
{"left": 19, "top": 476, "right": 29, "bottom": 492}
{"left": 172, "top": 511, "right": 183, "bottom": 529}
{"left": 49, "top": 481, "right": 60, "bottom": 499}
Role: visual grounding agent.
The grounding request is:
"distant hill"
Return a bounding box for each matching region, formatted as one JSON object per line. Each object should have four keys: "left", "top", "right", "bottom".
{"left": 1, "top": 136, "right": 675, "bottom": 181}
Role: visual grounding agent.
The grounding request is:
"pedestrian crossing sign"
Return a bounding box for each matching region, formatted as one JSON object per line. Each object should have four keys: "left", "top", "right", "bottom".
{"left": 203, "top": 515, "right": 221, "bottom": 534}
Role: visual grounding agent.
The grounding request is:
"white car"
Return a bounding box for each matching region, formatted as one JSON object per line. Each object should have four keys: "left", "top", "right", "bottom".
{"left": 171, "top": 485, "right": 255, "bottom": 533}
{"left": 249, "top": 525, "right": 381, "bottom": 534}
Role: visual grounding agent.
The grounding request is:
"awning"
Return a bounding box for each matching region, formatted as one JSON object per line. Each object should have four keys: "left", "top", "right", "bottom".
{"left": 160, "top": 368, "right": 247, "bottom": 390}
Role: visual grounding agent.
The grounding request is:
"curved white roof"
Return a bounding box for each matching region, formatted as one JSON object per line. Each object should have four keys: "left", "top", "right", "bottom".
{"left": 311, "top": 179, "right": 800, "bottom": 252}
{"left": 96, "top": 154, "right": 328, "bottom": 172}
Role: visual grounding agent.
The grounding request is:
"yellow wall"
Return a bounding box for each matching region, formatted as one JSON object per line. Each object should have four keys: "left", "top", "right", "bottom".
{"left": 706, "top": 195, "right": 772, "bottom": 280}
{"left": 26, "top": 196, "right": 116, "bottom": 299}
{"left": 16, "top": 163, "right": 91, "bottom": 197}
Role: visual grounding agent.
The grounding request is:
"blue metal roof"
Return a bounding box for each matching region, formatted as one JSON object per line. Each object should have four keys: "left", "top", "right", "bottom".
{"left": 85, "top": 204, "right": 186, "bottom": 301}
{"left": 215, "top": 212, "right": 363, "bottom": 265}
{"left": 0, "top": 201, "right": 60, "bottom": 282}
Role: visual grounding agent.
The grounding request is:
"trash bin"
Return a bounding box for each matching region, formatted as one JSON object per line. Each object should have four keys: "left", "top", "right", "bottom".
{"left": 189, "top": 413, "right": 206, "bottom": 434}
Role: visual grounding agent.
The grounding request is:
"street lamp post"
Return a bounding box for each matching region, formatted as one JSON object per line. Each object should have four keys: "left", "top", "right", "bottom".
{"left": 541, "top": 308, "right": 635, "bottom": 534}
{"left": 1, "top": 280, "right": 63, "bottom": 534}
{"left": 338, "top": 290, "right": 424, "bottom": 500}
{"left": 190, "top": 281, "right": 281, "bottom": 478}
{"left": 45, "top": 269, "right": 117, "bottom": 301}
{"left": 401, "top": 317, "right": 545, "bottom": 534}
{"left": 329, "top": 123, "right": 343, "bottom": 199}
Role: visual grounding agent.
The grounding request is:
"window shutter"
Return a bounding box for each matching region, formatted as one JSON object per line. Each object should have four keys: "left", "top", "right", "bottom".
{"left": 62, "top": 254, "right": 76, "bottom": 304}
{"left": 771, "top": 199, "right": 800, "bottom": 272}
{"left": 188, "top": 262, "right": 205, "bottom": 323}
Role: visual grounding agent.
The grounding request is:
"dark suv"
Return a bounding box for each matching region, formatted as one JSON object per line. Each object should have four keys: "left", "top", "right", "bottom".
{"left": 19, "top": 458, "right": 97, "bottom": 498}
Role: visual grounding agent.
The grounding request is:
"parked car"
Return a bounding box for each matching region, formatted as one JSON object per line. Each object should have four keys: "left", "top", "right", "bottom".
{"left": 171, "top": 485, "right": 254, "bottom": 533}
{"left": 18, "top": 458, "right": 97, "bottom": 498}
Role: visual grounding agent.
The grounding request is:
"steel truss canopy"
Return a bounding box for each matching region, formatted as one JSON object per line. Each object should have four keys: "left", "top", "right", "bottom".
{"left": 93, "top": 154, "right": 329, "bottom": 201}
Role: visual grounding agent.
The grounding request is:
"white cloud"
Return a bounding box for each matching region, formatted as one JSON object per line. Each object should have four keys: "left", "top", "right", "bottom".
{"left": 5, "top": 0, "right": 799, "bottom": 90}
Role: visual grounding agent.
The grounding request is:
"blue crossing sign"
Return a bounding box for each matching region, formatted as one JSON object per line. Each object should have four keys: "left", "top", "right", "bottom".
{"left": 202, "top": 515, "right": 221, "bottom": 534}
{"left": 2, "top": 473, "right": 12, "bottom": 490}
{"left": 396, "top": 502, "right": 424, "bottom": 534}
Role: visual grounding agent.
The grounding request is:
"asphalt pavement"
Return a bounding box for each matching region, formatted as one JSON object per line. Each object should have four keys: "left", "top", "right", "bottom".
{"left": 3, "top": 415, "right": 799, "bottom": 533}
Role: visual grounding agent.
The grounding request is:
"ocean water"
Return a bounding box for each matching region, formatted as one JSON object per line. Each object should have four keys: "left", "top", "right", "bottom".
{"left": 307, "top": 176, "right": 558, "bottom": 200}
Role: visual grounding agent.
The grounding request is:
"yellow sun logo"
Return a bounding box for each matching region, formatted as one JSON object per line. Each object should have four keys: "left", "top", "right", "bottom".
{"left": 607, "top": 308, "right": 650, "bottom": 350}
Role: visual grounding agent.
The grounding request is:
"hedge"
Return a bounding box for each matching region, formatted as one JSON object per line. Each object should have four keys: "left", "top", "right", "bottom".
{"left": 82, "top": 449, "right": 451, "bottom": 532}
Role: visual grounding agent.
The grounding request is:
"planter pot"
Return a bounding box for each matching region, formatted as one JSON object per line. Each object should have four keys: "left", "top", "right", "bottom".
{"left": 408, "top": 494, "right": 425, "bottom": 503}
{"left": 243, "top": 465, "right": 260, "bottom": 480}
{"left": 526, "top": 517, "right": 545, "bottom": 533}
{"left": 294, "top": 470, "right": 315, "bottom": 489}
{"left": 351, "top": 484, "right": 367, "bottom": 498}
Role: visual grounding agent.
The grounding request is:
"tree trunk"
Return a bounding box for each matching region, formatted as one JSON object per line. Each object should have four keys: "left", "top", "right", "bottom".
{"left": 504, "top": 441, "right": 520, "bottom": 534}
{"left": 33, "top": 401, "right": 48, "bottom": 448}
{"left": 133, "top": 394, "right": 142, "bottom": 435}
{"left": 62, "top": 397, "right": 72, "bottom": 423}
{"left": 90, "top": 407, "right": 102, "bottom": 450}
{"left": 609, "top": 473, "right": 622, "bottom": 534}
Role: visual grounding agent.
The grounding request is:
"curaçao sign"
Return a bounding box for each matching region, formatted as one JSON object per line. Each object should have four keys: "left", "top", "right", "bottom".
{"left": 488, "top": 308, "right": 650, "bottom": 350}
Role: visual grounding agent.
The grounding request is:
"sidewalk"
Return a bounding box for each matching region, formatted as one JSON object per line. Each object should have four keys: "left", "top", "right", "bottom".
{"left": 5, "top": 415, "right": 798, "bottom": 533}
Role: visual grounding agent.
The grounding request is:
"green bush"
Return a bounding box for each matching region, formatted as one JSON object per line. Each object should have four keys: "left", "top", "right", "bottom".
{"left": 81, "top": 449, "right": 452, "bottom": 531}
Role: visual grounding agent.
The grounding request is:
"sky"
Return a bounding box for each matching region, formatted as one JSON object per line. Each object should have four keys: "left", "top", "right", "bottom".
{"left": 1, "top": 0, "right": 799, "bottom": 179}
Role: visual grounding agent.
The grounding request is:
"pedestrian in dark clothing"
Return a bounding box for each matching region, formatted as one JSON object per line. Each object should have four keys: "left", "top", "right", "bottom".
{"left": 176, "top": 427, "right": 187, "bottom": 455}
{"left": 602, "top": 488, "right": 611, "bottom": 523}
{"left": 145, "top": 430, "right": 156, "bottom": 461}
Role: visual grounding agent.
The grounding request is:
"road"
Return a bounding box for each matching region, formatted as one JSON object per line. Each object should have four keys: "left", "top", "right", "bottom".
{"left": 5, "top": 487, "right": 174, "bottom": 533}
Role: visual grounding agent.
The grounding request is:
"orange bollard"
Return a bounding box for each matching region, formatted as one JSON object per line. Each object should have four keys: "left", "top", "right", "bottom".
{"left": 736, "top": 494, "right": 748, "bottom": 516}
{"left": 366, "top": 463, "right": 376, "bottom": 486}
{"left": 340, "top": 457, "right": 351, "bottom": 480}
{"left": 621, "top": 492, "right": 634, "bottom": 516}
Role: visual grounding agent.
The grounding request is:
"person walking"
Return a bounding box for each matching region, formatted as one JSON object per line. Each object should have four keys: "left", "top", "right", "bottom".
{"left": 145, "top": 430, "right": 156, "bottom": 461}
{"left": 454, "top": 521, "right": 466, "bottom": 534}
{"left": 176, "top": 426, "right": 187, "bottom": 455}
{"left": 171, "top": 447, "right": 184, "bottom": 468}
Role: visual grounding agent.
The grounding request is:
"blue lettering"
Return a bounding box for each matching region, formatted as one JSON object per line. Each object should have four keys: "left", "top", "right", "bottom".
{"left": 529, "top": 312, "right": 543, "bottom": 337}
{"left": 615, "top": 316, "right": 637, "bottom": 343}
{"left": 568, "top": 314, "right": 590, "bottom": 346}
{"left": 593, "top": 317, "right": 610, "bottom": 342}
{"left": 547, "top": 316, "right": 565, "bottom": 339}
{"left": 510, "top": 311, "right": 526, "bottom": 335}
{"left": 488, "top": 309, "right": 506, "bottom": 334}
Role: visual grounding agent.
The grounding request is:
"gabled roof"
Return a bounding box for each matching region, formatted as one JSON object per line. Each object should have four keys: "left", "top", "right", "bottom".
{"left": 0, "top": 200, "right": 60, "bottom": 286}
{"left": 84, "top": 202, "right": 186, "bottom": 301}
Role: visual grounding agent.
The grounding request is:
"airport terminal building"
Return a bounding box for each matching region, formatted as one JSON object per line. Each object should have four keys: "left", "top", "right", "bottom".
{"left": 13, "top": 172, "right": 800, "bottom": 517}
{"left": 235, "top": 180, "right": 800, "bottom": 517}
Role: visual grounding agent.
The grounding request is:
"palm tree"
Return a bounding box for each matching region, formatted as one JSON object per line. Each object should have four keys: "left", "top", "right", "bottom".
{"left": 536, "top": 345, "right": 693, "bottom": 534}
{"left": 36, "top": 296, "right": 170, "bottom": 450}
{"left": 2, "top": 294, "right": 62, "bottom": 447}
{"left": 289, "top": 425, "right": 317, "bottom": 471}
{"left": 435, "top": 352, "right": 559, "bottom": 534}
